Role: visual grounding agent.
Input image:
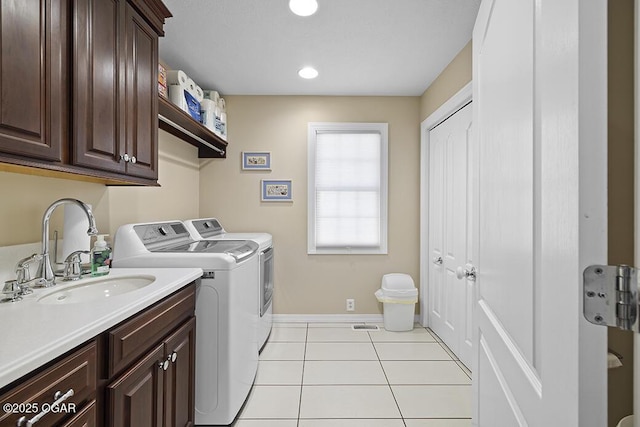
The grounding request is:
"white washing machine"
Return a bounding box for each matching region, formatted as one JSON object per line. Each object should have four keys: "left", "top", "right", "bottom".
{"left": 112, "top": 221, "right": 259, "bottom": 426}
{"left": 184, "top": 218, "right": 273, "bottom": 349}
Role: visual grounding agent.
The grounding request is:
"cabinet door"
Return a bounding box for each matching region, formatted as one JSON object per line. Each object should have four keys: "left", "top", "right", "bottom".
{"left": 108, "top": 343, "right": 164, "bottom": 427}
{"left": 0, "top": 0, "right": 67, "bottom": 161}
{"left": 164, "top": 317, "right": 196, "bottom": 427}
{"left": 73, "top": 0, "right": 126, "bottom": 174}
{"left": 123, "top": 2, "right": 158, "bottom": 180}
{"left": 107, "top": 284, "right": 195, "bottom": 379}
{"left": 0, "top": 342, "right": 96, "bottom": 427}
{"left": 60, "top": 400, "right": 96, "bottom": 427}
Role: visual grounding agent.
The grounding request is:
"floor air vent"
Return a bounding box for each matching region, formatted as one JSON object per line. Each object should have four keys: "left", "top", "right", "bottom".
{"left": 351, "top": 324, "right": 380, "bottom": 331}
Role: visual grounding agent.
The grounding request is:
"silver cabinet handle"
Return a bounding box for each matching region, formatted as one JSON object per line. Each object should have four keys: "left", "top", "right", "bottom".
{"left": 130, "top": 156, "right": 137, "bottom": 164}
{"left": 159, "top": 359, "right": 169, "bottom": 371}
{"left": 456, "top": 265, "right": 477, "bottom": 281}
{"left": 17, "top": 388, "right": 74, "bottom": 426}
{"left": 170, "top": 351, "right": 177, "bottom": 363}
{"left": 433, "top": 256, "right": 443, "bottom": 266}
{"left": 120, "top": 153, "right": 130, "bottom": 162}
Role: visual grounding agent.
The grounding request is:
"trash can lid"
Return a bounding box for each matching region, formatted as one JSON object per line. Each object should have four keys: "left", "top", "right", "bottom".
{"left": 378, "top": 287, "right": 418, "bottom": 299}
{"left": 382, "top": 273, "right": 416, "bottom": 290}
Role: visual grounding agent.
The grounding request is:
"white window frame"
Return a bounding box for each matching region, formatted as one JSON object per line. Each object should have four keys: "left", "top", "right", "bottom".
{"left": 307, "top": 122, "right": 389, "bottom": 255}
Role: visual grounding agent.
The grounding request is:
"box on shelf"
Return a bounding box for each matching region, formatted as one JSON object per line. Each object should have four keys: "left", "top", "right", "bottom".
{"left": 158, "top": 63, "right": 168, "bottom": 98}
{"left": 158, "top": 63, "right": 167, "bottom": 86}
{"left": 158, "top": 82, "right": 168, "bottom": 98}
{"left": 169, "top": 84, "right": 201, "bottom": 122}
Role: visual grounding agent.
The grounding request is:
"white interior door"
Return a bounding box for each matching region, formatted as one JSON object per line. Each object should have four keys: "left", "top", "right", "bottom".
{"left": 427, "top": 101, "right": 474, "bottom": 368}
{"left": 472, "top": 0, "right": 607, "bottom": 426}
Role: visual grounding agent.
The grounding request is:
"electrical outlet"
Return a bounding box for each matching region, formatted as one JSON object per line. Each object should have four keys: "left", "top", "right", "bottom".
{"left": 346, "top": 298, "right": 355, "bottom": 311}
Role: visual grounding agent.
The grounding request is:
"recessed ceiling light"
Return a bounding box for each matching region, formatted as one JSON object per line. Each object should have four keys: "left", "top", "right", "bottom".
{"left": 298, "top": 67, "right": 319, "bottom": 79}
{"left": 289, "top": 0, "right": 318, "bottom": 17}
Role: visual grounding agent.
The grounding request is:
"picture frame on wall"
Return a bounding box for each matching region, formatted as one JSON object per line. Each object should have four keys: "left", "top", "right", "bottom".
{"left": 242, "top": 152, "right": 271, "bottom": 170}
{"left": 261, "top": 179, "right": 292, "bottom": 202}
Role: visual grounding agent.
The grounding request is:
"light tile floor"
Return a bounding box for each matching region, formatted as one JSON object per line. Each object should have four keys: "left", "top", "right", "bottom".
{"left": 232, "top": 323, "right": 472, "bottom": 427}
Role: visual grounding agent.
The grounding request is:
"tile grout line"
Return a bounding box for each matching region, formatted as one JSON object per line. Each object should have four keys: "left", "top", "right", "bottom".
{"left": 369, "top": 329, "right": 408, "bottom": 426}
{"left": 456, "top": 360, "right": 473, "bottom": 381}
{"left": 296, "top": 322, "right": 309, "bottom": 426}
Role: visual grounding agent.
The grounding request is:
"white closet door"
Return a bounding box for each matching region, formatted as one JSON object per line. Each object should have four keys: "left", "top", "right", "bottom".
{"left": 428, "top": 102, "right": 473, "bottom": 367}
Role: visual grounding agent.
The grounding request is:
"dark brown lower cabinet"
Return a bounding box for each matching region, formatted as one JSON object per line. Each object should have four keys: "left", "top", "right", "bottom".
{"left": 0, "top": 342, "right": 97, "bottom": 427}
{"left": 108, "top": 343, "right": 165, "bottom": 427}
{"left": 108, "top": 317, "right": 195, "bottom": 427}
{"left": 163, "top": 318, "right": 196, "bottom": 427}
{"left": 61, "top": 401, "right": 97, "bottom": 427}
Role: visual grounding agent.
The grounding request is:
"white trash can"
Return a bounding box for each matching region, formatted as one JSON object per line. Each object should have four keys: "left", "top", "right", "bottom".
{"left": 375, "top": 273, "right": 418, "bottom": 332}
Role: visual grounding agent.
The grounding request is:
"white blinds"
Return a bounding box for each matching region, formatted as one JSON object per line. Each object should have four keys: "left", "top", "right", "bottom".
{"left": 314, "top": 131, "right": 382, "bottom": 248}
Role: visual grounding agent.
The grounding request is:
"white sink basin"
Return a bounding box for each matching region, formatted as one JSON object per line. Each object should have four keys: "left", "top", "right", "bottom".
{"left": 37, "top": 275, "right": 155, "bottom": 304}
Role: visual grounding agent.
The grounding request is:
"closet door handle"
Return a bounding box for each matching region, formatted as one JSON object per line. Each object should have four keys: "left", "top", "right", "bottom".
{"left": 433, "top": 256, "right": 443, "bottom": 266}
{"left": 456, "top": 265, "right": 477, "bottom": 281}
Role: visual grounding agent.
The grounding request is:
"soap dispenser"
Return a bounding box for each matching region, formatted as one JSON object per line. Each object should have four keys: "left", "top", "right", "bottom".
{"left": 91, "top": 234, "right": 111, "bottom": 276}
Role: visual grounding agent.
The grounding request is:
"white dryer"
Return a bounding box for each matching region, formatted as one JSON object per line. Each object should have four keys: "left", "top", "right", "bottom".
{"left": 184, "top": 218, "right": 273, "bottom": 349}
{"left": 112, "top": 221, "right": 259, "bottom": 425}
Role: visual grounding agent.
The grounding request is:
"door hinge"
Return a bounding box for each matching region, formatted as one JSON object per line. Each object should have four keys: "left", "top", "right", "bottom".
{"left": 583, "top": 265, "right": 638, "bottom": 332}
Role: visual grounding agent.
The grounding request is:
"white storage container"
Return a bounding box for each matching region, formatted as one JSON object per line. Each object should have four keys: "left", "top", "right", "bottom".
{"left": 375, "top": 273, "right": 418, "bottom": 332}
{"left": 616, "top": 416, "right": 634, "bottom": 427}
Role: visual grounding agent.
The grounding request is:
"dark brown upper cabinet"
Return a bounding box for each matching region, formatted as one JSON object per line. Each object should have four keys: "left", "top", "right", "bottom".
{"left": 73, "top": 0, "right": 161, "bottom": 180}
{"left": 0, "top": 0, "right": 68, "bottom": 161}
{"left": 123, "top": 3, "right": 159, "bottom": 179}
{"left": 73, "top": 0, "right": 127, "bottom": 175}
{"left": 0, "top": 0, "right": 170, "bottom": 185}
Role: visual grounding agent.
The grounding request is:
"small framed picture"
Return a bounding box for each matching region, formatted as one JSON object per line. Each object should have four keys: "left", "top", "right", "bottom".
{"left": 242, "top": 152, "right": 271, "bottom": 170}
{"left": 261, "top": 179, "right": 292, "bottom": 202}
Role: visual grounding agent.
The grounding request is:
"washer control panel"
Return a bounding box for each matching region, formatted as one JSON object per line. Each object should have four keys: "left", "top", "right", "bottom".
{"left": 134, "top": 221, "right": 191, "bottom": 247}
{"left": 192, "top": 218, "right": 224, "bottom": 238}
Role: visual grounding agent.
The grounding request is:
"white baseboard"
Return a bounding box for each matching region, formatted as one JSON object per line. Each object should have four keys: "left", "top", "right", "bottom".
{"left": 272, "top": 314, "right": 422, "bottom": 324}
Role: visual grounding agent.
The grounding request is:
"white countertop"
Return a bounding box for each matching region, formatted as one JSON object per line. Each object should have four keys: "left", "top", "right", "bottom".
{"left": 0, "top": 267, "right": 203, "bottom": 389}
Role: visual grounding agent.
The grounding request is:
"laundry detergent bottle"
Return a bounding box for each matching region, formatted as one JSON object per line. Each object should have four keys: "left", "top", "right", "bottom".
{"left": 91, "top": 234, "right": 111, "bottom": 276}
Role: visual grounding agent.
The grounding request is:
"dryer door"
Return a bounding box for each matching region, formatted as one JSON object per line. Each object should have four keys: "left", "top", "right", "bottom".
{"left": 260, "top": 247, "right": 274, "bottom": 316}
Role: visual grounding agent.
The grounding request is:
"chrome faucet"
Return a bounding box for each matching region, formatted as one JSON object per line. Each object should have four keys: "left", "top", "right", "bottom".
{"left": 35, "top": 198, "right": 98, "bottom": 287}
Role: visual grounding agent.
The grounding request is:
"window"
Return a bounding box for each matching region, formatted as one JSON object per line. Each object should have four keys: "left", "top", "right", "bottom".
{"left": 307, "top": 122, "right": 388, "bottom": 254}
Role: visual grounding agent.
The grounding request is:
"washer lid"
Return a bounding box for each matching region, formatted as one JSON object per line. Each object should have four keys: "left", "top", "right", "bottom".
{"left": 184, "top": 218, "right": 273, "bottom": 250}
{"left": 153, "top": 239, "right": 259, "bottom": 262}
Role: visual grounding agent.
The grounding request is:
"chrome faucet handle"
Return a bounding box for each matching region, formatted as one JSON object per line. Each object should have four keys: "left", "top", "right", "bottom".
{"left": 2, "top": 280, "right": 22, "bottom": 302}
{"left": 15, "top": 254, "right": 42, "bottom": 285}
{"left": 63, "top": 250, "right": 90, "bottom": 281}
{"left": 2, "top": 280, "right": 26, "bottom": 302}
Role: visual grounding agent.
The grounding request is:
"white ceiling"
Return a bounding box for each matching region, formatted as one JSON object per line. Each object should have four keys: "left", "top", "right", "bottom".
{"left": 159, "top": 0, "right": 480, "bottom": 96}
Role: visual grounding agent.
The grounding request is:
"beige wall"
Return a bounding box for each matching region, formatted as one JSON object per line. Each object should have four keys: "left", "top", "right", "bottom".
{"left": 0, "top": 130, "right": 200, "bottom": 247}
{"left": 420, "top": 41, "right": 472, "bottom": 122}
{"left": 108, "top": 131, "right": 200, "bottom": 235}
{"left": 0, "top": 174, "right": 110, "bottom": 247}
{"left": 199, "top": 96, "right": 421, "bottom": 314}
